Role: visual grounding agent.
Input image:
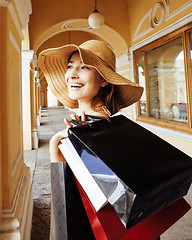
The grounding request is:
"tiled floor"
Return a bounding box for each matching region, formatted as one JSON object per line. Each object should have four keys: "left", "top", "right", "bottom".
{"left": 25, "top": 106, "right": 192, "bottom": 240}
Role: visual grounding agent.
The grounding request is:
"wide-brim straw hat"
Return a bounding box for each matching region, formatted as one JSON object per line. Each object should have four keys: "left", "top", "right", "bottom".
{"left": 38, "top": 40, "right": 143, "bottom": 109}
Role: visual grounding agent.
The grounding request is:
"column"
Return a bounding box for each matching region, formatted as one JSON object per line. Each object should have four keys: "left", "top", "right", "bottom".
{"left": 22, "top": 50, "right": 34, "bottom": 151}
{"left": 34, "top": 71, "right": 41, "bottom": 127}
{"left": 30, "top": 62, "right": 39, "bottom": 149}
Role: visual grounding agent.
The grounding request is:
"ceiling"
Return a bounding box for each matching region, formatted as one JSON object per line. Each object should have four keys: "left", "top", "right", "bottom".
{"left": 29, "top": 0, "right": 130, "bottom": 58}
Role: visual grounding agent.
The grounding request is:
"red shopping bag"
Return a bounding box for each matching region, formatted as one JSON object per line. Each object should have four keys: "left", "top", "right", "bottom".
{"left": 75, "top": 178, "right": 191, "bottom": 240}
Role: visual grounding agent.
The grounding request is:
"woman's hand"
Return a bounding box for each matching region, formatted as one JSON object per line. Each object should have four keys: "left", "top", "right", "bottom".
{"left": 70, "top": 111, "right": 86, "bottom": 124}
{"left": 49, "top": 112, "right": 86, "bottom": 163}
{"left": 50, "top": 128, "right": 68, "bottom": 163}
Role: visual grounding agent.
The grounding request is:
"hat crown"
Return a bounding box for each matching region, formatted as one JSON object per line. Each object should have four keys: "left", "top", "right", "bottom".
{"left": 80, "top": 40, "right": 116, "bottom": 70}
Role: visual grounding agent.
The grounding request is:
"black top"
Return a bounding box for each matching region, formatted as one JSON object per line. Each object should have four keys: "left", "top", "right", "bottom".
{"left": 86, "top": 114, "right": 109, "bottom": 122}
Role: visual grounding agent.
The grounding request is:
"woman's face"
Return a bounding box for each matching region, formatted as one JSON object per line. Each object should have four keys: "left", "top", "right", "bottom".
{"left": 65, "top": 52, "right": 106, "bottom": 104}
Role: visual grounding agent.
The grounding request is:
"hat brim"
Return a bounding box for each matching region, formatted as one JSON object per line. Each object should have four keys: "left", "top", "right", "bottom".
{"left": 38, "top": 44, "right": 143, "bottom": 109}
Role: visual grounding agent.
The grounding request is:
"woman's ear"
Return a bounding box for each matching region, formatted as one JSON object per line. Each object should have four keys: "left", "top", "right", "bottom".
{"left": 101, "top": 79, "right": 108, "bottom": 87}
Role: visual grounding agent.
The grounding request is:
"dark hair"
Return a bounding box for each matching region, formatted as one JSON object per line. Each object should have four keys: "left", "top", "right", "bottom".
{"left": 91, "top": 83, "right": 120, "bottom": 115}
{"left": 68, "top": 51, "right": 120, "bottom": 115}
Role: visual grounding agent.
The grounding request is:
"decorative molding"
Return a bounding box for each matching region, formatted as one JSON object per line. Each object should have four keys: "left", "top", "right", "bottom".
{"left": 0, "top": 165, "right": 33, "bottom": 240}
{"left": 22, "top": 50, "right": 37, "bottom": 69}
{"left": 62, "top": 19, "right": 91, "bottom": 30}
{"left": 31, "top": 55, "right": 37, "bottom": 69}
{"left": 133, "top": 9, "right": 154, "bottom": 41}
{"left": 117, "top": 69, "right": 130, "bottom": 75}
{"left": 130, "top": 13, "right": 192, "bottom": 52}
{"left": 116, "top": 54, "right": 130, "bottom": 79}
{"left": 133, "top": 0, "right": 192, "bottom": 41}
{"left": 14, "top": 0, "right": 32, "bottom": 29}
{"left": 34, "top": 19, "right": 128, "bottom": 57}
{"left": 62, "top": 20, "right": 118, "bottom": 55}
{"left": 9, "top": 30, "right": 23, "bottom": 178}
{"left": 10, "top": 30, "right": 20, "bottom": 53}
{"left": 6, "top": 0, "right": 32, "bottom": 40}
{"left": 8, "top": 2, "right": 24, "bottom": 40}
{"left": 0, "top": 0, "right": 31, "bottom": 38}
{"left": 22, "top": 50, "right": 35, "bottom": 71}
{"left": 165, "top": 0, "right": 192, "bottom": 21}
{"left": 152, "top": 1, "right": 165, "bottom": 26}
{"left": 116, "top": 53, "right": 130, "bottom": 67}
{"left": 22, "top": 50, "right": 35, "bottom": 62}
{"left": 0, "top": 0, "right": 11, "bottom": 6}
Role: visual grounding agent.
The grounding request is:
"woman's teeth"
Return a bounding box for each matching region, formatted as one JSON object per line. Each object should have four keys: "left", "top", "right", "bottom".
{"left": 71, "top": 83, "right": 84, "bottom": 88}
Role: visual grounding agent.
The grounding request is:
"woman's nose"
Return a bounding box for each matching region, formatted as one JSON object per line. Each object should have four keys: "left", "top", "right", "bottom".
{"left": 69, "top": 68, "right": 79, "bottom": 79}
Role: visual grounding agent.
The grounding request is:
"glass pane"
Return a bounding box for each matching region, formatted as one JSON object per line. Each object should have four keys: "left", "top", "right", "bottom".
{"left": 146, "top": 37, "right": 188, "bottom": 123}
{"left": 190, "top": 32, "right": 192, "bottom": 70}
{"left": 137, "top": 54, "right": 147, "bottom": 116}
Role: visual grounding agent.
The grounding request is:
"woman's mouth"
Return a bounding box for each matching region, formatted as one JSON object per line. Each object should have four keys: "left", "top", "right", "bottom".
{"left": 69, "top": 83, "right": 84, "bottom": 89}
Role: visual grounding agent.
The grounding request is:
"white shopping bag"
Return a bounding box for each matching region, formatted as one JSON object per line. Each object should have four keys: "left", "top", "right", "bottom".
{"left": 59, "top": 137, "right": 136, "bottom": 227}
{"left": 59, "top": 137, "right": 107, "bottom": 211}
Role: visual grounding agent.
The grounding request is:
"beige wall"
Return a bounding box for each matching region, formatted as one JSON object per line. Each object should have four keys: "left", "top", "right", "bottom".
{"left": 0, "top": 6, "right": 23, "bottom": 209}
{"left": 128, "top": 0, "right": 192, "bottom": 46}
{"left": 155, "top": 132, "right": 192, "bottom": 157}
{"left": 0, "top": 1, "right": 33, "bottom": 239}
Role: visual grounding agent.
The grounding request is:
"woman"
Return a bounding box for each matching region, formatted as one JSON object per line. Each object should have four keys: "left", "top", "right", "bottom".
{"left": 38, "top": 40, "right": 144, "bottom": 239}
{"left": 38, "top": 40, "right": 143, "bottom": 163}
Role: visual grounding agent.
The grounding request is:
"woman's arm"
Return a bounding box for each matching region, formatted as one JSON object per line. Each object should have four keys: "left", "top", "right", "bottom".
{"left": 49, "top": 118, "right": 73, "bottom": 163}
{"left": 49, "top": 112, "right": 86, "bottom": 163}
{"left": 50, "top": 128, "right": 68, "bottom": 162}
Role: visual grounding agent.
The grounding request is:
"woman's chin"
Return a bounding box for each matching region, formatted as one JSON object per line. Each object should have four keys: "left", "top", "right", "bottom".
{"left": 68, "top": 93, "right": 81, "bottom": 101}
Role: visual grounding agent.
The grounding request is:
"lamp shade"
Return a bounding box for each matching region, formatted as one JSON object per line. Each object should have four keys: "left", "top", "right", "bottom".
{"left": 88, "top": 10, "right": 105, "bottom": 29}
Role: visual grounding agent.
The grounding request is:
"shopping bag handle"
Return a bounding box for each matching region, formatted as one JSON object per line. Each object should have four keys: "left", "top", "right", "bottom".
{"left": 71, "top": 119, "right": 93, "bottom": 127}
{"left": 71, "top": 117, "right": 111, "bottom": 127}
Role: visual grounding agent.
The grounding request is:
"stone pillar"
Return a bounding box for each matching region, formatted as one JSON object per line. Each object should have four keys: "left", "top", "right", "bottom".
{"left": 40, "top": 79, "right": 48, "bottom": 107}
{"left": 22, "top": 50, "right": 34, "bottom": 151}
{"left": 0, "top": 1, "right": 33, "bottom": 239}
{"left": 34, "top": 71, "right": 41, "bottom": 127}
{"left": 45, "top": 87, "right": 48, "bottom": 107}
{"left": 30, "top": 65, "right": 39, "bottom": 149}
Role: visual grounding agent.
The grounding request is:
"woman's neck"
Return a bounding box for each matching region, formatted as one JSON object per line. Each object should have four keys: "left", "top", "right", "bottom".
{"left": 78, "top": 100, "right": 109, "bottom": 117}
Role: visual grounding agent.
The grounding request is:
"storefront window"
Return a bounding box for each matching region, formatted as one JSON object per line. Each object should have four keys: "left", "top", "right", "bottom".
{"left": 146, "top": 37, "right": 188, "bottom": 123}
{"left": 134, "top": 24, "right": 192, "bottom": 132}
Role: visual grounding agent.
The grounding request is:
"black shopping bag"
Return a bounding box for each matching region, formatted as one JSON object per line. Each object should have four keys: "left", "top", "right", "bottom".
{"left": 68, "top": 114, "right": 192, "bottom": 229}
{"left": 51, "top": 162, "right": 95, "bottom": 240}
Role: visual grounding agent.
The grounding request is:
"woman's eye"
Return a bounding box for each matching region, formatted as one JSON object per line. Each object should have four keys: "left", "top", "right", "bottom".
{"left": 82, "top": 66, "right": 90, "bottom": 70}
{"left": 67, "top": 65, "right": 73, "bottom": 69}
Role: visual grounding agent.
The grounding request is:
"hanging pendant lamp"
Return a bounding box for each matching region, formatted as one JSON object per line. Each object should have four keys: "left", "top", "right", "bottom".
{"left": 88, "top": 0, "right": 105, "bottom": 29}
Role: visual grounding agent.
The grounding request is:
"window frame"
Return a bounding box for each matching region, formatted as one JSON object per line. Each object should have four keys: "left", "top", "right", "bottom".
{"left": 133, "top": 23, "right": 192, "bottom": 134}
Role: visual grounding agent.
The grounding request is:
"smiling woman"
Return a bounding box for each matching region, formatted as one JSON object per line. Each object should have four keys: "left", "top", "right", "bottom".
{"left": 38, "top": 40, "right": 143, "bottom": 162}
{"left": 38, "top": 39, "right": 143, "bottom": 239}
{"left": 65, "top": 52, "right": 107, "bottom": 114}
{"left": 38, "top": 40, "right": 143, "bottom": 115}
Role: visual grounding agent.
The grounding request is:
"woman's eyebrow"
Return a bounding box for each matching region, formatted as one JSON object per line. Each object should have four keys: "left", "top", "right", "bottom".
{"left": 68, "top": 60, "right": 82, "bottom": 64}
